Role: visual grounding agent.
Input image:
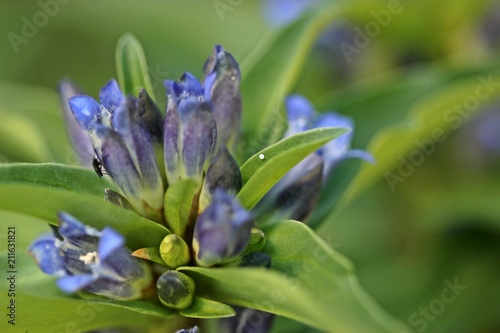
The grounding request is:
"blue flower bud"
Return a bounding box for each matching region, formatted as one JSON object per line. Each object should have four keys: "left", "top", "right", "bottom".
{"left": 68, "top": 80, "right": 165, "bottom": 221}
{"left": 159, "top": 234, "right": 191, "bottom": 269}
{"left": 164, "top": 73, "right": 217, "bottom": 185}
{"left": 156, "top": 270, "right": 195, "bottom": 310}
{"left": 193, "top": 190, "right": 253, "bottom": 267}
{"left": 202, "top": 45, "right": 242, "bottom": 150}
{"left": 28, "top": 212, "right": 153, "bottom": 300}
{"left": 258, "top": 153, "right": 324, "bottom": 221}
{"left": 199, "top": 146, "right": 242, "bottom": 211}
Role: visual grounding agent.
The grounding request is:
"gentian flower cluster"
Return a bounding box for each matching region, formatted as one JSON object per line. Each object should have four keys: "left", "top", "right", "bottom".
{"left": 29, "top": 44, "right": 370, "bottom": 331}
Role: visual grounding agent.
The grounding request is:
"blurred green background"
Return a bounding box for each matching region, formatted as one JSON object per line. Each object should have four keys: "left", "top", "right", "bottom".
{"left": 1, "top": 0, "right": 500, "bottom": 332}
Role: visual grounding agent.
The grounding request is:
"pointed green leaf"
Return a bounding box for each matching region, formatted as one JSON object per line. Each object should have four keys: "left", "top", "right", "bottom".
{"left": 116, "top": 33, "right": 155, "bottom": 100}
{"left": 237, "top": 127, "right": 348, "bottom": 209}
{"left": 0, "top": 163, "right": 168, "bottom": 249}
{"left": 180, "top": 221, "right": 410, "bottom": 333}
{"left": 0, "top": 163, "right": 113, "bottom": 197}
{"left": 180, "top": 297, "right": 235, "bottom": 319}
{"left": 164, "top": 179, "right": 199, "bottom": 236}
{"left": 132, "top": 247, "right": 165, "bottom": 265}
{"left": 240, "top": 2, "right": 348, "bottom": 148}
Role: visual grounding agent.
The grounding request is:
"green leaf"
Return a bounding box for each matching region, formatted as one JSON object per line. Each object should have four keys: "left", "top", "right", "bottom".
{"left": 0, "top": 163, "right": 113, "bottom": 197}
{"left": 240, "top": 2, "right": 348, "bottom": 148}
{"left": 180, "top": 221, "right": 409, "bottom": 333}
{"left": 131, "top": 247, "right": 165, "bottom": 265}
{"left": 0, "top": 163, "right": 168, "bottom": 249}
{"left": 180, "top": 297, "right": 235, "bottom": 319}
{"left": 164, "top": 179, "right": 199, "bottom": 236}
{"left": 262, "top": 220, "right": 410, "bottom": 332}
{"left": 237, "top": 127, "right": 348, "bottom": 209}
{"left": 340, "top": 73, "right": 500, "bottom": 207}
{"left": 116, "top": 33, "right": 155, "bottom": 100}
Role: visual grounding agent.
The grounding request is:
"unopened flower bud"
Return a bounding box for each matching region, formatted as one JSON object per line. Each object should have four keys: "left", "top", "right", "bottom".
{"left": 159, "top": 234, "right": 190, "bottom": 269}
{"left": 193, "top": 190, "right": 253, "bottom": 267}
{"left": 241, "top": 228, "right": 266, "bottom": 256}
{"left": 199, "top": 146, "right": 242, "bottom": 211}
{"left": 157, "top": 270, "right": 195, "bottom": 310}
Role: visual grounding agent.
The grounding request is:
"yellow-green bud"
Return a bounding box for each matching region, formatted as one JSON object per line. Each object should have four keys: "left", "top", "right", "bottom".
{"left": 241, "top": 228, "right": 266, "bottom": 256}
{"left": 159, "top": 234, "right": 190, "bottom": 269}
{"left": 157, "top": 270, "right": 195, "bottom": 310}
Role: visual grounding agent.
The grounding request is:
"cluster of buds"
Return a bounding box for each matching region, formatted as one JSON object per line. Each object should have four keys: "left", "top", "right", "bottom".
{"left": 31, "top": 45, "right": 256, "bottom": 308}
{"left": 29, "top": 44, "right": 370, "bottom": 325}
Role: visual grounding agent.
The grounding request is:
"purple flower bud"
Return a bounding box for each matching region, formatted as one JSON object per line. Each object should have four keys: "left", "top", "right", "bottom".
{"left": 202, "top": 45, "right": 242, "bottom": 149}
{"left": 28, "top": 212, "right": 153, "bottom": 300}
{"left": 68, "top": 80, "right": 165, "bottom": 220}
{"left": 164, "top": 74, "right": 217, "bottom": 185}
{"left": 199, "top": 146, "right": 242, "bottom": 211}
{"left": 256, "top": 153, "right": 324, "bottom": 221}
{"left": 193, "top": 190, "right": 253, "bottom": 267}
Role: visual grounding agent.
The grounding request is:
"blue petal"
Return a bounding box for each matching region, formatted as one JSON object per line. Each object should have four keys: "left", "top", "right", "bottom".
{"left": 57, "top": 274, "right": 96, "bottom": 293}
{"left": 203, "top": 44, "right": 224, "bottom": 76}
{"left": 99, "top": 79, "right": 124, "bottom": 113}
{"left": 111, "top": 97, "right": 136, "bottom": 136}
{"left": 58, "top": 79, "right": 94, "bottom": 165}
{"left": 314, "top": 112, "right": 353, "bottom": 131}
{"left": 285, "top": 95, "right": 315, "bottom": 135}
{"left": 263, "top": 0, "right": 319, "bottom": 27}
{"left": 98, "top": 228, "right": 124, "bottom": 261}
{"left": 164, "top": 73, "right": 203, "bottom": 101}
{"left": 345, "top": 149, "right": 375, "bottom": 164}
{"left": 314, "top": 112, "right": 354, "bottom": 161}
{"left": 68, "top": 95, "right": 101, "bottom": 131}
{"left": 203, "top": 72, "right": 216, "bottom": 101}
{"left": 28, "top": 236, "right": 66, "bottom": 276}
{"left": 58, "top": 212, "right": 98, "bottom": 238}
{"left": 178, "top": 72, "right": 203, "bottom": 96}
